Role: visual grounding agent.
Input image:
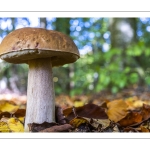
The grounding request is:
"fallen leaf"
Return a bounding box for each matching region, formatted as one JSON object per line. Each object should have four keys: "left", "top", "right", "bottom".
{"left": 1, "top": 117, "right": 9, "bottom": 122}
{"left": 125, "top": 96, "right": 141, "bottom": 109}
{"left": 70, "top": 117, "right": 89, "bottom": 128}
{"left": 69, "top": 117, "right": 114, "bottom": 132}
{"left": 140, "top": 125, "right": 149, "bottom": 132}
{"left": 0, "top": 112, "right": 12, "bottom": 119}
{"left": 123, "top": 127, "right": 139, "bottom": 132}
{"left": 7, "top": 118, "right": 24, "bottom": 132}
{"left": 55, "top": 95, "right": 74, "bottom": 109}
{"left": 74, "top": 101, "right": 84, "bottom": 107}
{"left": 140, "top": 104, "right": 150, "bottom": 121}
{"left": 63, "top": 104, "right": 108, "bottom": 122}
{"left": 107, "top": 99, "right": 128, "bottom": 122}
{"left": 100, "top": 100, "right": 110, "bottom": 109}
{"left": 18, "top": 117, "right": 24, "bottom": 123}
{"left": 0, "top": 122, "right": 10, "bottom": 132}
{"left": 102, "top": 121, "right": 118, "bottom": 132}
{"left": 13, "top": 109, "right": 26, "bottom": 118}
{"left": 118, "top": 111, "right": 142, "bottom": 127}
{"left": 0, "top": 101, "right": 19, "bottom": 113}
{"left": 125, "top": 96, "right": 150, "bottom": 110}
{"left": 88, "top": 118, "right": 110, "bottom": 129}
{"left": 0, "top": 117, "right": 24, "bottom": 132}
{"left": 0, "top": 109, "right": 26, "bottom": 120}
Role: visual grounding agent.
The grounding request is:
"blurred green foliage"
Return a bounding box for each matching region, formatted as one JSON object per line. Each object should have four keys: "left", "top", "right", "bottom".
{"left": 0, "top": 17, "right": 150, "bottom": 96}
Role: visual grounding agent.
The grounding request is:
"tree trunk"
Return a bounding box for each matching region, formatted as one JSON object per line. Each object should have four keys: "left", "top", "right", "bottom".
{"left": 40, "top": 18, "right": 47, "bottom": 28}
{"left": 109, "top": 18, "right": 145, "bottom": 85}
{"left": 55, "top": 18, "right": 74, "bottom": 95}
{"left": 109, "top": 18, "right": 137, "bottom": 50}
{"left": 109, "top": 18, "right": 137, "bottom": 70}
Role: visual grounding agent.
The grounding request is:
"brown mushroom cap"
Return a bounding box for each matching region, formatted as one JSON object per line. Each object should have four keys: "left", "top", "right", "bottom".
{"left": 0, "top": 27, "right": 80, "bottom": 67}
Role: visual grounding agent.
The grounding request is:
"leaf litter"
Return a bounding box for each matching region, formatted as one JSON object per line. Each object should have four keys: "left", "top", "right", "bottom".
{"left": 1, "top": 88, "right": 150, "bottom": 132}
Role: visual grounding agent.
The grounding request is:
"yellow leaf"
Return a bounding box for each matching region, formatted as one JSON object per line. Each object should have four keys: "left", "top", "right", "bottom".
{"left": 0, "top": 101, "right": 19, "bottom": 113}
{"left": 0, "top": 122, "right": 10, "bottom": 132}
{"left": 125, "top": 96, "right": 146, "bottom": 109}
{"left": 70, "top": 117, "right": 89, "bottom": 128}
{"left": 18, "top": 117, "right": 25, "bottom": 123}
{"left": 107, "top": 99, "right": 128, "bottom": 122}
{"left": 7, "top": 118, "right": 24, "bottom": 132}
{"left": 74, "top": 101, "right": 84, "bottom": 107}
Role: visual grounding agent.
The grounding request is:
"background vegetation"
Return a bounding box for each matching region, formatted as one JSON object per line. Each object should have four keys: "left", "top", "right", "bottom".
{"left": 0, "top": 18, "right": 150, "bottom": 96}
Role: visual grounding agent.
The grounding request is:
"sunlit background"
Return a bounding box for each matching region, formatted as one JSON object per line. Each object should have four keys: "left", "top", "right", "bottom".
{"left": 1, "top": 17, "right": 150, "bottom": 97}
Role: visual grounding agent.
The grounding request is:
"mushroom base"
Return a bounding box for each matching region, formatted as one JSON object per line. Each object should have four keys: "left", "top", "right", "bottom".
{"left": 24, "top": 58, "right": 55, "bottom": 132}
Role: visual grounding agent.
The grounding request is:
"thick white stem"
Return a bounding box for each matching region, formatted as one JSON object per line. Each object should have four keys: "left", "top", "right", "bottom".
{"left": 24, "top": 58, "right": 55, "bottom": 132}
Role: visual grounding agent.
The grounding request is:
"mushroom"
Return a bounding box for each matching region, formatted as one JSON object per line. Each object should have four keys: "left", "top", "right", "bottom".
{"left": 0, "top": 27, "right": 80, "bottom": 132}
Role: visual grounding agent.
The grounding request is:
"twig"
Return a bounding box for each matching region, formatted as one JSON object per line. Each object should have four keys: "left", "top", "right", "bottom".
{"left": 40, "top": 124, "right": 73, "bottom": 132}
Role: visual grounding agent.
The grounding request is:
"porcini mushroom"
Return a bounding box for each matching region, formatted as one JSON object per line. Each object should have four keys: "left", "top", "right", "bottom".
{"left": 0, "top": 27, "right": 80, "bottom": 132}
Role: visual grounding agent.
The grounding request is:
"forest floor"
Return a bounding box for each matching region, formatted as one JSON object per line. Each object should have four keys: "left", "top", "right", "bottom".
{"left": 1, "top": 86, "right": 150, "bottom": 132}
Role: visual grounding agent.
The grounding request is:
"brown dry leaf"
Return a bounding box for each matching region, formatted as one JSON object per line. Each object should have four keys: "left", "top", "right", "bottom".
{"left": 63, "top": 107, "right": 72, "bottom": 118}
{"left": 1, "top": 117, "right": 9, "bottom": 122}
{"left": 118, "top": 111, "right": 142, "bottom": 127}
{"left": 69, "top": 116, "right": 114, "bottom": 132}
{"left": 100, "top": 100, "right": 110, "bottom": 109}
{"left": 13, "top": 109, "right": 26, "bottom": 118}
{"left": 0, "top": 101, "right": 19, "bottom": 113}
{"left": 123, "top": 127, "right": 139, "bottom": 132}
{"left": 107, "top": 99, "right": 128, "bottom": 122}
{"left": 140, "top": 104, "right": 150, "bottom": 121}
{"left": 0, "top": 109, "right": 26, "bottom": 120}
{"left": 55, "top": 95, "right": 74, "bottom": 109}
{"left": 63, "top": 104, "right": 108, "bottom": 122}
{"left": 140, "top": 125, "right": 149, "bottom": 132}
{"left": 0, "top": 112, "right": 12, "bottom": 119}
{"left": 0, "top": 122, "right": 10, "bottom": 132}
{"left": 88, "top": 118, "right": 110, "bottom": 129}
{"left": 0, "top": 109, "right": 25, "bottom": 124}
